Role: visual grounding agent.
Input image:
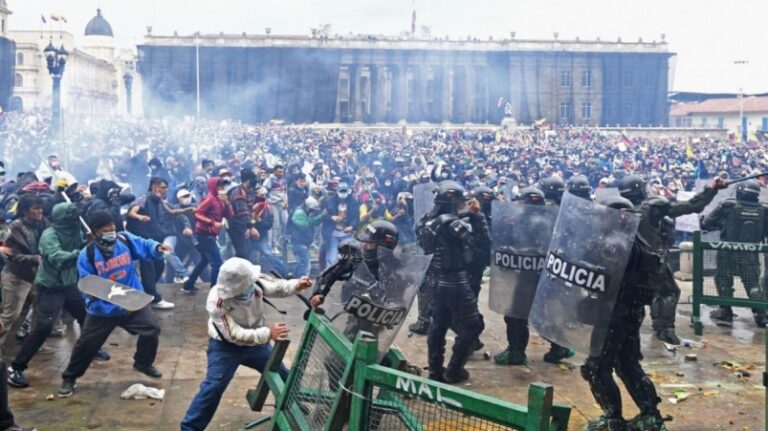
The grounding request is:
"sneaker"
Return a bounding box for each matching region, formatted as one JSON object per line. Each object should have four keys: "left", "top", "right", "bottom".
{"left": 133, "top": 363, "right": 163, "bottom": 378}
{"left": 543, "top": 345, "right": 575, "bottom": 364}
{"left": 151, "top": 300, "right": 175, "bottom": 310}
{"left": 2, "top": 424, "right": 38, "bottom": 431}
{"left": 494, "top": 349, "right": 528, "bottom": 366}
{"left": 7, "top": 367, "right": 28, "bottom": 388}
{"left": 57, "top": 379, "right": 76, "bottom": 398}
{"left": 653, "top": 328, "right": 680, "bottom": 346}
{"left": 94, "top": 349, "right": 111, "bottom": 361}
{"left": 408, "top": 320, "right": 430, "bottom": 335}
{"left": 626, "top": 412, "right": 667, "bottom": 431}
{"left": 443, "top": 368, "right": 470, "bottom": 384}
{"left": 15, "top": 320, "right": 30, "bottom": 341}
{"left": 174, "top": 275, "right": 190, "bottom": 284}
{"left": 180, "top": 285, "right": 199, "bottom": 295}
{"left": 585, "top": 416, "right": 626, "bottom": 431}
{"left": 710, "top": 307, "right": 733, "bottom": 327}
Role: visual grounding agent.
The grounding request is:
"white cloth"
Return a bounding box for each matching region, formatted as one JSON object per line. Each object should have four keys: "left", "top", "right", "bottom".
{"left": 120, "top": 383, "right": 165, "bottom": 400}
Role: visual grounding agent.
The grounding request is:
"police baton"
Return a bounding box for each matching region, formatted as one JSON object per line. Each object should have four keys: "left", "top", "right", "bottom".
{"left": 725, "top": 171, "right": 768, "bottom": 187}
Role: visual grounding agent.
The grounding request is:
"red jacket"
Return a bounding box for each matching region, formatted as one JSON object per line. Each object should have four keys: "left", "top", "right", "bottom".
{"left": 194, "top": 177, "right": 233, "bottom": 236}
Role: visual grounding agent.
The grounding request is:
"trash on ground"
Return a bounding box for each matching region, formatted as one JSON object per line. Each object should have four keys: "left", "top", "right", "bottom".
{"left": 120, "top": 383, "right": 166, "bottom": 400}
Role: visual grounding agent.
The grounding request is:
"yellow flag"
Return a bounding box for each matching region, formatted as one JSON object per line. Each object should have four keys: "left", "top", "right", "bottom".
{"left": 686, "top": 143, "right": 694, "bottom": 159}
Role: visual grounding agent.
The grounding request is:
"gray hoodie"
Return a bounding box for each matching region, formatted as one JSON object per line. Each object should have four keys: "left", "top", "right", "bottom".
{"left": 207, "top": 257, "right": 299, "bottom": 346}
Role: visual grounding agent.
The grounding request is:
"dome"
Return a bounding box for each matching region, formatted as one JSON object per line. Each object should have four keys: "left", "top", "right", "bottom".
{"left": 84, "top": 9, "right": 113, "bottom": 37}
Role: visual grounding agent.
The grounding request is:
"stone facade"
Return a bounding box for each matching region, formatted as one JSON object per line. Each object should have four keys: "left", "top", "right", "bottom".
{"left": 138, "top": 33, "right": 672, "bottom": 126}
{"left": 0, "top": 0, "right": 14, "bottom": 112}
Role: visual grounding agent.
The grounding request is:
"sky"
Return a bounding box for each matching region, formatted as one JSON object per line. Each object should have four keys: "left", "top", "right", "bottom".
{"left": 7, "top": 0, "right": 768, "bottom": 94}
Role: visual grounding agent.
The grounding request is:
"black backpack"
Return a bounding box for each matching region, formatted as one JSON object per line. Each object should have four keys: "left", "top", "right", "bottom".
{"left": 86, "top": 234, "right": 138, "bottom": 273}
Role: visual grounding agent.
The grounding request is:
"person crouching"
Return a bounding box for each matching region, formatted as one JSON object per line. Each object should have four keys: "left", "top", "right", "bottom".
{"left": 180, "top": 257, "right": 312, "bottom": 431}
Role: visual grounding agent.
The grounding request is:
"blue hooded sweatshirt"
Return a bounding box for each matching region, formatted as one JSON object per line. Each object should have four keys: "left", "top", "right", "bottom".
{"left": 77, "top": 232, "right": 161, "bottom": 316}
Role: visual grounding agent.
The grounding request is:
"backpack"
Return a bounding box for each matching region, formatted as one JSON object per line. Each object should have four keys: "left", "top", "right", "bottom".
{"left": 86, "top": 234, "right": 138, "bottom": 273}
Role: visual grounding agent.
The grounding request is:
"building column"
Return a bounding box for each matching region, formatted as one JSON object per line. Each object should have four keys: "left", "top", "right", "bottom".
{"left": 392, "top": 64, "right": 408, "bottom": 122}
{"left": 464, "top": 66, "right": 476, "bottom": 123}
{"left": 441, "top": 66, "right": 452, "bottom": 123}
{"left": 370, "top": 65, "right": 380, "bottom": 123}
{"left": 349, "top": 65, "right": 359, "bottom": 122}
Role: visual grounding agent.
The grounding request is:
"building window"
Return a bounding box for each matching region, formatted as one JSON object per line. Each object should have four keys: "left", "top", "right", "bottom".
{"left": 581, "top": 102, "right": 592, "bottom": 120}
{"left": 604, "top": 70, "right": 613, "bottom": 87}
{"left": 701, "top": 117, "right": 708, "bottom": 127}
{"left": 560, "top": 102, "right": 571, "bottom": 119}
{"left": 717, "top": 117, "right": 725, "bottom": 129}
{"left": 644, "top": 72, "right": 654, "bottom": 88}
{"left": 581, "top": 70, "right": 592, "bottom": 88}
{"left": 623, "top": 101, "right": 633, "bottom": 119}
{"left": 762, "top": 117, "right": 768, "bottom": 132}
{"left": 16, "top": 52, "right": 23, "bottom": 66}
{"left": 623, "top": 70, "right": 633, "bottom": 88}
{"left": 13, "top": 73, "right": 22, "bottom": 88}
{"left": 604, "top": 101, "right": 612, "bottom": 118}
{"left": 560, "top": 69, "right": 571, "bottom": 88}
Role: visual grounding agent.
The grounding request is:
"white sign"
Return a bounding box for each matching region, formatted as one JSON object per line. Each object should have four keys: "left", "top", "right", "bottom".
{"left": 674, "top": 191, "right": 700, "bottom": 233}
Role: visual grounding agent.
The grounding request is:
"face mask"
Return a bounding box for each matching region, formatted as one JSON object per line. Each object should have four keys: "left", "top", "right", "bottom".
{"left": 100, "top": 231, "right": 117, "bottom": 243}
{"left": 180, "top": 197, "right": 192, "bottom": 206}
{"left": 338, "top": 192, "right": 349, "bottom": 199}
{"left": 153, "top": 192, "right": 164, "bottom": 200}
{"left": 384, "top": 181, "right": 392, "bottom": 187}
{"left": 236, "top": 284, "right": 256, "bottom": 300}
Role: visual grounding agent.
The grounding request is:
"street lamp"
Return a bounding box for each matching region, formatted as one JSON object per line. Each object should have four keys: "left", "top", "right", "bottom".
{"left": 123, "top": 71, "right": 133, "bottom": 115}
{"left": 44, "top": 40, "right": 68, "bottom": 135}
{"left": 734, "top": 60, "right": 749, "bottom": 143}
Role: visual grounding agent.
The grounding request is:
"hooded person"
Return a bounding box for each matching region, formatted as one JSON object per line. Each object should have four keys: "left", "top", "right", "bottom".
{"left": 86, "top": 179, "right": 135, "bottom": 231}
{"left": 182, "top": 177, "right": 234, "bottom": 294}
{"left": 56, "top": 210, "right": 172, "bottom": 398}
{"left": 7, "top": 203, "right": 108, "bottom": 389}
{"left": 180, "top": 257, "right": 312, "bottom": 431}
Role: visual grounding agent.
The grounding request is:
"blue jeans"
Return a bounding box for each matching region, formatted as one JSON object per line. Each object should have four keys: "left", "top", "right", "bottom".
{"left": 292, "top": 244, "right": 310, "bottom": 277}
{"left": 186, "top": 234, "right": 223, "bottom": 289}
{"left": 250, "top": 237, "right": 287, "bottom": 277}
{"left": 163, "top": 236, "right": 189, "bottom": 282}
{"left": 180, "top": 338, "right": 289, "bottom": 431}
{"left": 325, "top": 232, "right": 352, "bottom": 267}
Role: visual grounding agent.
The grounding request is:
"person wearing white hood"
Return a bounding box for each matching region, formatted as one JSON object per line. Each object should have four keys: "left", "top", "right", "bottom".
{"left": 180, "top": 257, "right": 312, "bottom": 431}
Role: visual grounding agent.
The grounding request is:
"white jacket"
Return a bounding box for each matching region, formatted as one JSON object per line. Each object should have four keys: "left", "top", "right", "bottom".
{"left": 207, "top": 258, "right": 299, "bottom": 346}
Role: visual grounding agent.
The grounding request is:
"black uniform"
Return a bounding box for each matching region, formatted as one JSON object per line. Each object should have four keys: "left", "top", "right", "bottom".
{"left": 619, "top": 175, "right": 718, "bottom": 345}
{"left": 701, "top": 190, "right": 768, "bottom": 327}
{"left": 418, "top": 184, "right": 489, "bottom": 383}
{"left": 581, "top": 196, "right": 667, "bottom": 431}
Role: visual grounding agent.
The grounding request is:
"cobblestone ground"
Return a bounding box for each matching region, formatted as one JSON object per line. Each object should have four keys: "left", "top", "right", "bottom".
{"left": 3, "top": 279, "right": 765, "bottom": 430}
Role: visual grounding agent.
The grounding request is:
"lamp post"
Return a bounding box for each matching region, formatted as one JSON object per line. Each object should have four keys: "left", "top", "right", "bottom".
{"left": 734, "top": 60, "right": 749, "bottom": 143}
{"left": 123, "top": 71, "right": 133, "bottom": 115}
{"left": 44, "top": 40, "right": 68, "bottom": 135}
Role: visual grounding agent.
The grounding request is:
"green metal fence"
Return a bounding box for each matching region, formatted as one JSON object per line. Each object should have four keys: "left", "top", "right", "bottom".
{"left": 691, "top": 231, "right": 768, "bottom": 335}
{"left": 245, "top": 311, "right": 571, "bottom": 430}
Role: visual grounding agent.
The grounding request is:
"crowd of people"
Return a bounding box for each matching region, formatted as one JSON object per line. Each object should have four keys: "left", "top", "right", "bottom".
{"left": 0, "top": 110, "right": 765, "bottom": 431}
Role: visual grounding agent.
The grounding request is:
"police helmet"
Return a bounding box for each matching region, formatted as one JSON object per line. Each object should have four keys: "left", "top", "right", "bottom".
{"left": 566, "top": 175, "right": 591, "bottom": 200}
{"left": 736, "top": 179, "right": 760, "bottom": 203}
{"left": 539, "top": 176, "right": 566, "bottom": 202}
{"left": 434, "top": 180, "right": 471, "bottom": 206}
{"left": 337, "top": 238, "right": 363, "bottom": 263}
{"left": 600, "top": 196, "right": 635, "bottom": 212}
{"left": 518, "top": 186, "right": 546, "bottom": 205}
{"left": 617, "top": 175, "right": 647, "bottom": 205}
{"left": 355, "top": 220, "right": 399, "bottom": 249}
{"left": 471, "top": 186, "right": 496, "bottom": 204}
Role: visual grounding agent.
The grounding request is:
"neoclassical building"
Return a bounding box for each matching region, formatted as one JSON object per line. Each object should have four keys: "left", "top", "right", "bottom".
{"left": 9, "top": 9, "right": 141, "bottom": 115}
{"left": 0, "top": 0, "right": 15, "bottom": 112}
{"left": 138, "top": 32, "right": 673, "bottom": 126}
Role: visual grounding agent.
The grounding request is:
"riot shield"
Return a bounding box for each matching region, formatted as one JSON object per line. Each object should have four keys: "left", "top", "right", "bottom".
{"left": 593, "top": 187, "right": 619, "bottom": 202}
{"left": 413, "top": 182, "right": 436, "bottom": 230}
{"left": 529, "top": 193, "right": 640, "bottom": 357}
{"left": 322, "top": 248, "right": 432, "bottom": 360}
{"left": 488, "top": 201, "right": 558, "bottom": 319}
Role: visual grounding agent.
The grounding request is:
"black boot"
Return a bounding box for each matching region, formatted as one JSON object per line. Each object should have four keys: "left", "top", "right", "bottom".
{"left": 709, "top": 307, "right": 733, "bottom": 327}
{"left": 653, "top": 327, "right": 680, "bottom": 346}
{"left": 753, "top": 310, "right": 768, "bottom": 328}
{"left": 408, "top": 320, "right": 430, "bottom": 335}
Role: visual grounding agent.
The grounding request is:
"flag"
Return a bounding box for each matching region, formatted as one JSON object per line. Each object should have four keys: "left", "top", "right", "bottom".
{"left": 686, "top": 142, "right": 694, "bottom": 159}
{"left": 411, "top": 0, "right": 416, "bottom": 34}
{"left": 497, "top": 97, "right": 506, "bottom": 108}
{"left": 41, "top": 14, "right": 47, "bottom": 24}
{"left": 620, "top": 130, "right": 631, "bottom": 146}
{"left": 50, "top": 14, "right": 60, "bottom": 22}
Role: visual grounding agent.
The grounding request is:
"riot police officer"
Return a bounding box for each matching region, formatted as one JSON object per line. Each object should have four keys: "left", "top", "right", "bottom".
{"left": 494, "top": 186, "right": 573, "bottom": 366}
{"left": 417, "top": 181, "right": 489, "bottom": 383}
{"left": 618, "top": 174, "right": 725, "bottom": 345}
{"left": 582, "top": 196, "right": 668, "bottom": 431}
{"left": 567, "top": 175, "right": 592, "bottom": 200}
{"left": 468, "top": 186, "right": 494, "bottom": 297}
{"left": 540, "top": 176, "right": 566, "bottom": 205}
{"left": 700, "top": 179, "right": 768, "bottom": 327}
